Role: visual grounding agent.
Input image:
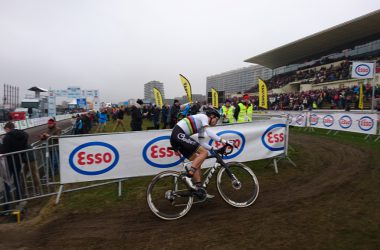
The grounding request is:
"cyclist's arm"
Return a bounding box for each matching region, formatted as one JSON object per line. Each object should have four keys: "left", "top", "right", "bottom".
{"left": 198, "top": 136, "right": 212, "bottom": 150}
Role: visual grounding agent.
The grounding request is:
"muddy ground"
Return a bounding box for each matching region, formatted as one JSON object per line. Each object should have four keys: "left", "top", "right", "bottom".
{"left": 0, "top": 132, "right": 379, "bottom": 250}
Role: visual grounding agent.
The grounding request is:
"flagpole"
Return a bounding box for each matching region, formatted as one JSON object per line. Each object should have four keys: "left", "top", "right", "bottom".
{"left": 371, "top": 60, "right": 376, "bottom": 113}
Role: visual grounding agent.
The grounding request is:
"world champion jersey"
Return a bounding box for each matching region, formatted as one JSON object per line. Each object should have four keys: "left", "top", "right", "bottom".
{"left": 176, "top": 114, "right": 209, "bottom": 137}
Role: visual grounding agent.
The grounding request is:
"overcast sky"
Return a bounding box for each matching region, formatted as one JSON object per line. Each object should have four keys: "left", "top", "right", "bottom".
{"left": 0, "top": 0, "right": 379, "bottom": 103}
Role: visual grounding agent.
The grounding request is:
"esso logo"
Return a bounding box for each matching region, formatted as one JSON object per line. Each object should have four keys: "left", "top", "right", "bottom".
{"left": 354, "top": 64, "right": 370, "bottom": 77}
{"left": 296, "top": 115, "right": 305, "bottom": 125}
{"left": 310, "top": 114, "right": 319, "bottom": 125}
{"left": 339, "top": 115, "right": 352, "bottom": 129}
{"left": 261, "top": 124, "right": 285, "bottom": 151}
{"left": 322, "top": 115, "right": 334, "bottom": 127}
{"left": 208, "top": 130, "right": 245, "bottom": 159}
{"left": 69, "top": 142, "right": 119, "bottom": 175}
{"left": 358, "top": 116, "right": 374, "bottom": 131}
{"left": 142, "top": 136, "right": 184, "bottom": 168}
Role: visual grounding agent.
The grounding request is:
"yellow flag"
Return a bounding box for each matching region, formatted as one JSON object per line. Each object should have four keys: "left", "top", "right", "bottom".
{"left": 179, "top": 74, "right": 193, "bottom": 103}
{"left": 258, "top": 79, "right": 268, "bottom": 109}
{"left": 153, "top": 87, "right": 163, "bottom": 108}
{"left": 211, "top": 88, "right": 218, "bottom": 108}
{"left": 358, "top": 82, "right": 364, "bottom": 110}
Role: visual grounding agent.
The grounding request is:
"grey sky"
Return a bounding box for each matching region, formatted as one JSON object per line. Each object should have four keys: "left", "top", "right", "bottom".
{"left": 0, "top": 0, "right": 379, "bottom": 103}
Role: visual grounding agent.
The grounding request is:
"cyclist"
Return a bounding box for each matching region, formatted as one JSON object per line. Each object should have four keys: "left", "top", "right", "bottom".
{"left": 170, "top": 107, "right": 232, "bottom": 191}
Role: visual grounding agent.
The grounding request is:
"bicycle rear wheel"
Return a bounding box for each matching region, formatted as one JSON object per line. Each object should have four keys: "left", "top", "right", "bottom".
{"left": 216, "top": 162, "right": 259, "bottom": 207}
{"left": 147, "top": 171, "right": 193, "bottom": 220}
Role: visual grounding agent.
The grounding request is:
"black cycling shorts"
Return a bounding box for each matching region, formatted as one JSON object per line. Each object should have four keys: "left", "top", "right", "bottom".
{"left": 170, "top": 126, "right": 200, "bottom": 159}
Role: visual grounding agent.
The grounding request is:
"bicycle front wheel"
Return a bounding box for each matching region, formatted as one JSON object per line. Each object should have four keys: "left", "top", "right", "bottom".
{"left": 216, "top": 162, "right": 259, "bottom": 207}
{"left": 147, "top": 171, "right": 193, "bottom": 220}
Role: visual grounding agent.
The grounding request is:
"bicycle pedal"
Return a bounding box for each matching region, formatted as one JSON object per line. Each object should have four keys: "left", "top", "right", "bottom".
{"left": 206, "top": 194, "right": 215, "bottom": 199}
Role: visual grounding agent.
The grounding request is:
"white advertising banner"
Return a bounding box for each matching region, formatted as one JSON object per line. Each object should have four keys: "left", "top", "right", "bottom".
{"left": 286, "top": 111, "right": 307, "bottom": 127}
{"left": 308, "top": 112, "right": 378, "bottom": 134}
{"left": 351, "top": 62, "right": 375, "bottom": 79}
{"left": 266, "top": 111, "right": 307, "bottom": 127}
{"left": 59, "top": 119, "right": 287, "bottom": 184}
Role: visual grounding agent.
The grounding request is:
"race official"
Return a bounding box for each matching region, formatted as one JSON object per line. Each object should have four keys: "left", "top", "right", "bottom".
{"left": 234, "top": 94, "right": 253, "bottom": 123}
{"left": 220, "top": 99, "right": 235, "bottom": 123}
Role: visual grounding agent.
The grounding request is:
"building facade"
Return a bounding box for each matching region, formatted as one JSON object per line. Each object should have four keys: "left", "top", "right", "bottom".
{"left": 144, "top": 80, "right": 165, "bottom": 103}
{"left": 206, "top": 65, "right": 273, "bottom": 95}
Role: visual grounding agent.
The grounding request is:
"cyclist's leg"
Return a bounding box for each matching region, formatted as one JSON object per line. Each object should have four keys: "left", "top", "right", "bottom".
{"left": 188, "top": 148, "right": 208, "bottom": 183}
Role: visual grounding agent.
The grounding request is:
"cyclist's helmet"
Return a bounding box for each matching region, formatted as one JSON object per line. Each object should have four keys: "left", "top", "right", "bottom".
{"left": 205, "top": 107, "right": 221, "bottom": 119}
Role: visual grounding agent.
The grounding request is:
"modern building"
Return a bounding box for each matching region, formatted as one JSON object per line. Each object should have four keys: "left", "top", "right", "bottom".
{"left": 244, "top": 9, "right": 380, "bottom": 94}
{"left": 144, "top": 81, "right": 165, "bottom": 103}
{"left": 206, "top": 65, "right": 273, "bottom": 96}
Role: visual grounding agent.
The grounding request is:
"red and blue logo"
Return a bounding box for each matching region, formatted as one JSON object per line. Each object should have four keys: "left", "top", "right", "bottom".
{"left": 339, "top": 115, "right": 352, "bottom": 129}
{"left": 322, "top": 115, "right": 334, "bottom": 127}
{"left": 208, "top": 130, "right": 245, "bottom": 159}
{"left": 261, "top": 124, "right": 285, "bottom": 151}
{"left": 310, "top": 114, "right": 319, "bottom": 126}
{"left": 142, "top": 136, "right": 184, "bottom": 168}
{"left": 358, "top": 116, "right": 374, "bottom": 131}
{"left": 354, "top": 64, "right": 371, "bottom": 77}
{"left": 69, "top": 142, "right": 119, "bottom": 175}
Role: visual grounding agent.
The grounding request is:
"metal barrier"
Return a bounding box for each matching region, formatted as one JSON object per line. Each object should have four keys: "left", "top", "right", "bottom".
{"left": 0, "top": 144, "right": 59, "bottom": 210}
{"left": 0, "top": 138, "right": 124, "bottom": 212}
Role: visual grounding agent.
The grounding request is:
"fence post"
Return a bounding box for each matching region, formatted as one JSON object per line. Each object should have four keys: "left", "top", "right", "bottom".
{"left": 55, "top": 184, "right": 64, "bottom": 204}
{"left": 118, "top": 180, "right": 122, "bottom": 197}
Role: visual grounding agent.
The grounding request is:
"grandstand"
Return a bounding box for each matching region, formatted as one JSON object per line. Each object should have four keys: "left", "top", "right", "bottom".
{"left": 244, "top": 10, "right": 380, "bottom": 110}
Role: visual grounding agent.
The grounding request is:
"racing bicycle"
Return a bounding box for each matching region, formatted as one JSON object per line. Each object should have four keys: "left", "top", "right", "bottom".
{"left": 146, "top": 144, "right": 259, "bottom": 220}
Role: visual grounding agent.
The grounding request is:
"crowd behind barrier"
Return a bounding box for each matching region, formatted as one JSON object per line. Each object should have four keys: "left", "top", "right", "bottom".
{"left": 263, "top": 85, "right": 380, "bottom": 111}
{"left": 0, "top": 114, "right": 290, "bottom": 211}
{"left": 247, "top": 54, "right": 380, "bottom": 92}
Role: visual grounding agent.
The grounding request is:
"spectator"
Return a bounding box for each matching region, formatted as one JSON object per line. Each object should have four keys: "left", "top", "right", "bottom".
{"left": 96, "top": 108, "right": 108, "bottom": 133}
{"left": 147, "top": 104, "right": 161, "bottom": 130}
{"left": 161, "top": 103, "right": 170, "bottom": 129}
{"left": 39, "top": 118, "right": 62, "bottom": 173}
{"left": 112, "top": 107, "right": 126, "bottom": 132}
{"left": 220, "top": 99, "right": 235, "bottom": 123}
{"left": 131, "top": 99, "right": 144, "bottom": 131}
{"left": 168, "top": 99, "right": 181, "bottom": 128}
{"left": 234, "top": 94, "right": 253, "bottom": 123}
{"left": 1, "top": 122, "right": 29, "bottom": 201}
{"left": 74, "top": 114, "right": 83, "bottom": 134}
{"left": 39, "top": 118, "right": 62, "bottom": 143}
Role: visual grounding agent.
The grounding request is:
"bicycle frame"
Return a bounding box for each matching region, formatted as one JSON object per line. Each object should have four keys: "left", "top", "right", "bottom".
{"left": 177, "top": 146, "right": 236, "bottom": 192}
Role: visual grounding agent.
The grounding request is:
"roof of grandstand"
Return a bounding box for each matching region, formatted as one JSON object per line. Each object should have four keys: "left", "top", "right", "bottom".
{"left": 245, "top": 10, "right": 380, "bottom": 69}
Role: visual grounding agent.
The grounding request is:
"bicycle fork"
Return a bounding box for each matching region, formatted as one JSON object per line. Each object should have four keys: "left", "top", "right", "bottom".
{"left": 221, "top": 164, "right": 242, "bottom": 190}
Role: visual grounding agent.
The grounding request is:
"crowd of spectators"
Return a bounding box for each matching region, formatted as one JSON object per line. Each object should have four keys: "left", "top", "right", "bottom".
{"left": 256, "top": 85, "right": 380, "bottom": 111}
{"left": 247, "top": 54, "right": 380, "bottom": 93}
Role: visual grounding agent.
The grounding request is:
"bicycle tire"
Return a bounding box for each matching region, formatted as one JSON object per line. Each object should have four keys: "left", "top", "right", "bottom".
{"left": 147, "top": 171, "right": 193, "bottom": 220}
{"left": 216, "top": 162, "right": 259, "bottom": 207}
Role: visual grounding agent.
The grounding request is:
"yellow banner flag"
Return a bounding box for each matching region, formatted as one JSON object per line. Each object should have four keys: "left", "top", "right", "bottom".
{"left": 358, "top": 82, "right": 364, "bottom": 110}
{"left": 153, "top": 87, "right": 163, "bottom": 108}
{"left": 258, "top": 78, "right": 268, "bottom": 109}
{"left": 211, "top": 88, "right": 218, "bottom": 108}
{"left": 179, "top": 74, "right": 193, "bottom": 103}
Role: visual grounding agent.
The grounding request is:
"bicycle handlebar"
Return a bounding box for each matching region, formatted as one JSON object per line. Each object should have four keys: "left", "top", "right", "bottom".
{"left": 208, "top": 143, "right": 237, "bottom": 159}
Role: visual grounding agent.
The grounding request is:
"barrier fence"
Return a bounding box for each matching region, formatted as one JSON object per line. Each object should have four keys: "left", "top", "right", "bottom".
{"left": 0, "top": 113, "right": 85, "bottom": 136}
{"left": 0, "top": 117, "right": 83, "bottom": 211}
{"left": 1, "top": 116, "right": 291, "bottom": 210}
{"left": 1, "top": 110, "right": 378, "bottom": 213}
{"left": 266, "top": 110, "right": 380, "bottom": 138}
